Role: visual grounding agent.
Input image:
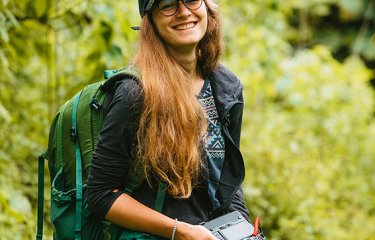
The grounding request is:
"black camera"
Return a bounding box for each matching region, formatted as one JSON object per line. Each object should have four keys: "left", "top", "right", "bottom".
{"left": 203, "top": 211, "right": 266, "bottom": 240}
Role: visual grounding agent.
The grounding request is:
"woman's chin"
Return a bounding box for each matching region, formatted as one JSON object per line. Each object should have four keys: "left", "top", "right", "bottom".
{"left": 168, "top": 38, "right": 201, "bottom": 50}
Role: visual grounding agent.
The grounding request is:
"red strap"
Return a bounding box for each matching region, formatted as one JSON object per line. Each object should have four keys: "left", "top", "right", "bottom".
{"left": 252, "top": 217, "right": 260, "bottom": 236}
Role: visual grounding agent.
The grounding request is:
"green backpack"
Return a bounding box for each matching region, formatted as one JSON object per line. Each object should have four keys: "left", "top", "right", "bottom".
{"left": 36, "top": 68, "right": 166, "bottom": 240}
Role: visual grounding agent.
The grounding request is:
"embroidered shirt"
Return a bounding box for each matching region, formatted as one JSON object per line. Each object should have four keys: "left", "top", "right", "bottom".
{"left": 198, "top": 78, "right": 226, "bottom": 209}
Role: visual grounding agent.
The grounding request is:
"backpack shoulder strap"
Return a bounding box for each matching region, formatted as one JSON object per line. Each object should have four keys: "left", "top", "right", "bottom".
{"left": 123, "top": 148, "right": 166, "bottom": 212}
{"left": 101, "top": 67, "right": 141, "bottom": 94}
{"left": 154, "top": 183, "right": 167, "bottom": 212}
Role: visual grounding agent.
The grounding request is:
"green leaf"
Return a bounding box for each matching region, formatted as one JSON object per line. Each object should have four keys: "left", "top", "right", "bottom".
{"left": 4, "top": 9, "right": 19, "bottom": 28}
{"left": 0, "top": 103, "right": 11, "bottom": 122}
{"left": 0, "top": 24, "right": 9, "bottom": 43}
{"left": 32, "top": 0, "right": 48, "bottom": 18}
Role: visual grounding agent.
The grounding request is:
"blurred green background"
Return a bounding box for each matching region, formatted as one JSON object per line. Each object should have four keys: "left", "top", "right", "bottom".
{"left": 0, "top": 0, "right": 374, "bottom": 239}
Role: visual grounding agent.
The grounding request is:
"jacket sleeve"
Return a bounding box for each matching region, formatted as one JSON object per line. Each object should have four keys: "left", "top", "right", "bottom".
{"left": 228, "top": 92, "right": 243, "bottom": 149}
{"left": 86, "top": 79, "right": 142, "bottom": 218}
{"left": 227, "top": 92, "right": 250, "bottom": 221}
{"left": 228, "top": 186, "right": 250, "bottom": 221}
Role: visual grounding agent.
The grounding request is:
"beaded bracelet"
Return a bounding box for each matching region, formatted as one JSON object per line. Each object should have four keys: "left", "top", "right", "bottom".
{"left": 171, "top": 218, "right": 178, "bottom": 240}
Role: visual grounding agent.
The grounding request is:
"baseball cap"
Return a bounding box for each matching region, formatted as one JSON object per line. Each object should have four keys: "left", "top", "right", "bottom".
{"left": 138, "top": 0, "right": 155, "bottom": 17}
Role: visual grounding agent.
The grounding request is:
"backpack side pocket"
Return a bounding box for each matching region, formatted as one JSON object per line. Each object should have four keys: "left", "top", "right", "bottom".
{"left": 50, "top": 168, "right": 106, "bottom": 240}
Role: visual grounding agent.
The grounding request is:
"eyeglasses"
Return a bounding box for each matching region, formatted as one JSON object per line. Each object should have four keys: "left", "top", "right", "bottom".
{"left": 158, "top": 0, "right": 203, "bottom": 16}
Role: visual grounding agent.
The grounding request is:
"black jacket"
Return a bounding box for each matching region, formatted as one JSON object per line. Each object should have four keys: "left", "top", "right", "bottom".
{"left": 207, "top": 65, "right": 248, "bottom": 219}
{"left": 87, "top": 64, "right": 249, "bottom": 224}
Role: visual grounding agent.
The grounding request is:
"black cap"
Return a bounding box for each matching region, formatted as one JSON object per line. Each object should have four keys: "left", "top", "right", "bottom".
{"left": 138, "top": 0, "right": 155, "bottom": 17}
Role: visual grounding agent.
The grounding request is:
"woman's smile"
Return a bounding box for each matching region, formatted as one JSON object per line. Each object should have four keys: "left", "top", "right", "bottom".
{"left": 173, "top": 21, "right": 198, "bottom": 30}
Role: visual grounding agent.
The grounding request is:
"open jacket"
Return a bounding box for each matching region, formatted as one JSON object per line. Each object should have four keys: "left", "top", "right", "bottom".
{"left": 87, "top": 64, "right": 249, "bottom": 224}
{"left": 207, "top": 65, "right": 248, "bottom": 219}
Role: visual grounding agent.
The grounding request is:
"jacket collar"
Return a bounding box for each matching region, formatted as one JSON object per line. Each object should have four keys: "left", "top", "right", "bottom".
{"left": 208, "top": 64, "right": 243, "bottom": 118}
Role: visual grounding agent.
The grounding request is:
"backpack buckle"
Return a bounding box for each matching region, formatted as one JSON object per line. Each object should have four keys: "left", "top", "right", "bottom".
{"left": 90, "top": 99, "right": 102, "bottom": 111}
{"left": 70, "top": 127, "right": 77, "bottom": 142}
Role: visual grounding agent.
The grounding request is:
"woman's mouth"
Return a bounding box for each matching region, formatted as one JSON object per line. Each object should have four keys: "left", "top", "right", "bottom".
{"left": 174, "top": 22, "right": 197, "bottom": 30}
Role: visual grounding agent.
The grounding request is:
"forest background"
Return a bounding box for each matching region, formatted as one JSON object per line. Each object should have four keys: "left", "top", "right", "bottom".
{"left": 0, "top": 0, "right": 374, "bottom": 239}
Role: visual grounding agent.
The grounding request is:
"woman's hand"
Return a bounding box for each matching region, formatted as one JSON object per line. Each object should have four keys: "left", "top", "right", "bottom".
{"left": 175, "top": 221, "right": 216, "bottom": 240}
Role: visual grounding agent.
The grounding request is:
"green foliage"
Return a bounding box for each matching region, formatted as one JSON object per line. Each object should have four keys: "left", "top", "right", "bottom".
{"left": 220, "top": 1, "right": 375, "bottom": 239}
{"left": 0, "top": 0, "right": 374, "bottom": 239}
{"left": 0, "top": 1, "right": 139, "bottom": 238}
{"left": 242, "top": 51, "right": 375, "bottom": 239}
{"left": 287, "top": 0, "right": 375, "bottom": 62}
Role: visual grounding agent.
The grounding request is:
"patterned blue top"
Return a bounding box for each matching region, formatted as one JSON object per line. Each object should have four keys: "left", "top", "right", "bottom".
{"left": 198, "top": 78, "right": 225, "bottom": 209}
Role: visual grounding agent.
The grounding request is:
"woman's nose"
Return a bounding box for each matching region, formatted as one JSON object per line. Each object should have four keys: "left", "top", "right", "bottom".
{"left": 176, "top": 1, "right": 191, "bottom": 17}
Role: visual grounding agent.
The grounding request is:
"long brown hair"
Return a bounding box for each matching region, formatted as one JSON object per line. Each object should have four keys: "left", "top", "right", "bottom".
{"left": 131, "top": 0, "right": 222, "bottom": 198}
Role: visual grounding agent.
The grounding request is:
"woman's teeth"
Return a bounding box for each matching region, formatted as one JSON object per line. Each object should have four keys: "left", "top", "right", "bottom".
{"left": 175, "top": 22, "right": 196, "bottom": 30}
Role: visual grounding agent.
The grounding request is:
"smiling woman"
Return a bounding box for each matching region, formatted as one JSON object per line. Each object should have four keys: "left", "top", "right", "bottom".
{"left": 86, "top": 0, "right": 250, "bottom": 239}
{"left": 152, "top": 0, "right": 208, "bottom": 60}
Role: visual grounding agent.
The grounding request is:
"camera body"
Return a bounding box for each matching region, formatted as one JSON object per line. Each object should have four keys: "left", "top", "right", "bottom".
{"left": 203, "top": 211, "right": 266, "bottom": 240}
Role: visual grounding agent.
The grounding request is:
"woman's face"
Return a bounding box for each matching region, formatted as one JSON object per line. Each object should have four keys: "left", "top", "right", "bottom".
{"left": 152, "top": 0, "right": 208, "bottom": 52}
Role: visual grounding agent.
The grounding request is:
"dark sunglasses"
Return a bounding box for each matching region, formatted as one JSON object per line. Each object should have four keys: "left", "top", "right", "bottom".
{"left": 157, "top": 0, "right": 203, "bottom": 16}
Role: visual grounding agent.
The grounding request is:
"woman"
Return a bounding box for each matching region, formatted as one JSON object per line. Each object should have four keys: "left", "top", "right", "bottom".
{"left": 87, "top": 0, "right": 249, "bottom": 239}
